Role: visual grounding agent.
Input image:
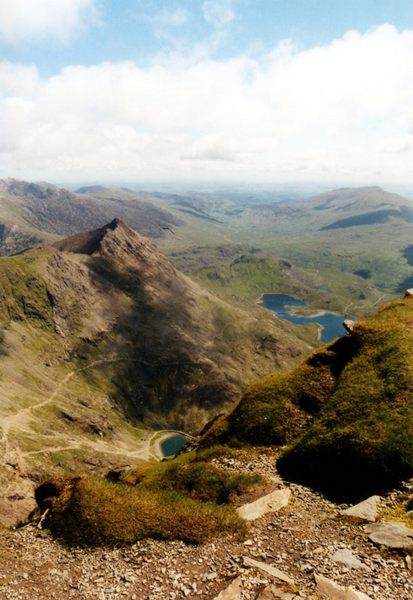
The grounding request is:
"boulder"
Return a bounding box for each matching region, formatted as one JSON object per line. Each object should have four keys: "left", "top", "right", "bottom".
{"left": 213, "top": 576, "right": 243, "bottom": 600}
{"left": 365, "top": 521, "right": 413, "bottom": 550}
{"left": 237, "top": 488, "right": 291, "bottom": 521}
{"left": 331, "top": 549, "right": 370, "bottom": 571}
{"left": 404, "top": 289, "right": 413, "bottom": 298}
{"left": 339, "top": 496, "right": 380, "bottom": 522}
{"left": 343, "top": 319, "right": 355, "bottom": 333}
{"left": 243, "top": 556, "right": 294, "bottom": 584}
{"left": 314, "top": 574, "right": 373, "bottom": 600}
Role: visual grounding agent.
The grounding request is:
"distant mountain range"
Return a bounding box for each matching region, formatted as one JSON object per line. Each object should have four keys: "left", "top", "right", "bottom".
{"left": 237, "top": 186, "right": 413, "bottom": 229}
{"left": 0, "top": 178, "right": 184, "bottom": 255}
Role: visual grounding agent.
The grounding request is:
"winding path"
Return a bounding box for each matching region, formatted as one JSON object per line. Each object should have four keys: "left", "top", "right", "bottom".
{"left": 1, "top": 358, "right": 195, "bottom": 482}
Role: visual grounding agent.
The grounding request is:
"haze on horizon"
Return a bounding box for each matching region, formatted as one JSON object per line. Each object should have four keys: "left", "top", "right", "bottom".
{"left": 1, "top": 0, "right": 413, "bottom": 186}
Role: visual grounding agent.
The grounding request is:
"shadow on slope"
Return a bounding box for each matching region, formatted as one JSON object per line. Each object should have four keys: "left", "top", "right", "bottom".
{"left": 200, "top": 296, "right": 413, "bottom": 501}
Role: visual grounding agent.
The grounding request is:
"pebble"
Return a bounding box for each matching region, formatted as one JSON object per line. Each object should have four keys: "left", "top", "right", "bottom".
{"left": 0, "top": 451, "right": 411, "bottom": 599}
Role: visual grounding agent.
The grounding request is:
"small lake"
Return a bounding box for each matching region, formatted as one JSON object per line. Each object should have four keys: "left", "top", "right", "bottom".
{"left": 160, "top": 433, "right": 189, "bottom": 457}
{"left": 260, "top": 294, "right": 347, "bottom": 343}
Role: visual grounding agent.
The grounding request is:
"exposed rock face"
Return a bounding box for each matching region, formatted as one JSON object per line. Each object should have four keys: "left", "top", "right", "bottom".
{"left": 365, "top": 521, "right": 413, "bottom": 550}
{"left": 343, "top": 319, "right": 355, "bottom": 333}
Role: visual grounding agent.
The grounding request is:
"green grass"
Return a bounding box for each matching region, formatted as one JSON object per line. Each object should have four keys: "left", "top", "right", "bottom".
{"left": 380, "top": 496, "right": 413, "bottom": 528}
{"left": 202, "top": 296, "right": 413, "bottom": 501}
{"left": 122, "top": 451, "right": 261, "bottom": 504}
{"left": 35, "top": 475, "right": 245, "bottom": 546}
{"left": 0, "top": 249, "right": 54, "bottom": 328}
{"left": 195, "top": 254, "right": 340, "bottom": 309}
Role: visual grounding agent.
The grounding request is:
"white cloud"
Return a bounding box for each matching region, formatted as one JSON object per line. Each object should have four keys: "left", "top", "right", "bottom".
{"left": 148, "top": 8, "right": 189, "bottom": 42}
{"left": 202, "top": 0, "right": 235, "bottom": 29}
{"left": 2, "top": 24, "right": 413, "bottom": 183}
{"left": 0, "top": 0, "right": 98, "bottom": 43}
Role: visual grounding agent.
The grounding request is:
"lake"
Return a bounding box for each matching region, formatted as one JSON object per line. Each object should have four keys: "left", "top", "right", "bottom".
{"left": 160, "top": 433, "right": 189, "bottom": 457}
{"left": 260, "top": 294, "right": 347, "bottom": 343}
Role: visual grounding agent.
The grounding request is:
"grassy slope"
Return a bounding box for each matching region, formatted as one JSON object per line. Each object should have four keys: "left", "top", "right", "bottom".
{"left": 201, "top": 295, "right": 413, "bottom": 500}
{"left": 154, "top": 188, "right": 413, "bottom": 315}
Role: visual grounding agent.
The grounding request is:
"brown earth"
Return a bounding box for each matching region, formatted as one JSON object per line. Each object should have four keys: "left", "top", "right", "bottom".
{"left": 0, "top": 450, "right": 411, "bottom": 599}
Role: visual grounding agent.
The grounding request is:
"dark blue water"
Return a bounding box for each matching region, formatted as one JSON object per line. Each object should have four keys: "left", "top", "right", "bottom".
{"left": 260, "top": 294, "right": 347, "bottom": 343}
{"left": 160, "top": 434, "right": 188, "bottom": 457}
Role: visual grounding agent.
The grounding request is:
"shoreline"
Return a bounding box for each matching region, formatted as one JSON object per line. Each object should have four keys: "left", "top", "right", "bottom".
{"left": 152, "top": 431, "right": 191, "bottom": 460}
{"left": 257, "top": 293, "right": 341, "bottom": 319}
{"left": 256, "top": 293, "right": 348, "bottom": 343}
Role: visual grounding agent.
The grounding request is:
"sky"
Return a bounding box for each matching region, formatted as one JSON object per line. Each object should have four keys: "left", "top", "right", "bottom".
{"left": 1, "top": 0, "right": 413, "bottom": 185}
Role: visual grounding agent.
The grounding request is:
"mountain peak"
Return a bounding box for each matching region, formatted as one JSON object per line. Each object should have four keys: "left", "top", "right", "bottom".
{"left": 52, "top": 218, "right": 138, "bottom": 255}
{"left": 106, "top": 217, "right": 125, "bottom": 230}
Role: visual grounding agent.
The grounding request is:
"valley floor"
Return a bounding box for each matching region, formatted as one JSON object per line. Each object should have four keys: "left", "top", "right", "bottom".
{"left": 0, "top": 450, "right": 411, "bottom": 600}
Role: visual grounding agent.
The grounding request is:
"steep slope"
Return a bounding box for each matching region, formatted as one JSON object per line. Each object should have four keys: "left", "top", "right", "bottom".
{"left": 0, "top": 220, "right": 309, "bottom": 524}
{"left": 0, "top": 178, "right": 184, "bottom": 255}
{"left": 201, "top": 293, "right": 413, "bottom": 501}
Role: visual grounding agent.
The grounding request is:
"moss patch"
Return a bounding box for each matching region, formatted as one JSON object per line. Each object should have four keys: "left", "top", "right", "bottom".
{"left": 380, "top": 496, "right": 413, "bottom": 528}
{"left": 122, "top": 452, "right": 261, "bottom": 504}
{"left": 35, "top": 475, "right": 245, "bottom": 546}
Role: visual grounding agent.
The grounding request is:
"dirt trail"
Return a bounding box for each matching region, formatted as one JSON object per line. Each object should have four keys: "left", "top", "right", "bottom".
{"left": 0, "top": 358, "right": 150, "bottom": 477}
